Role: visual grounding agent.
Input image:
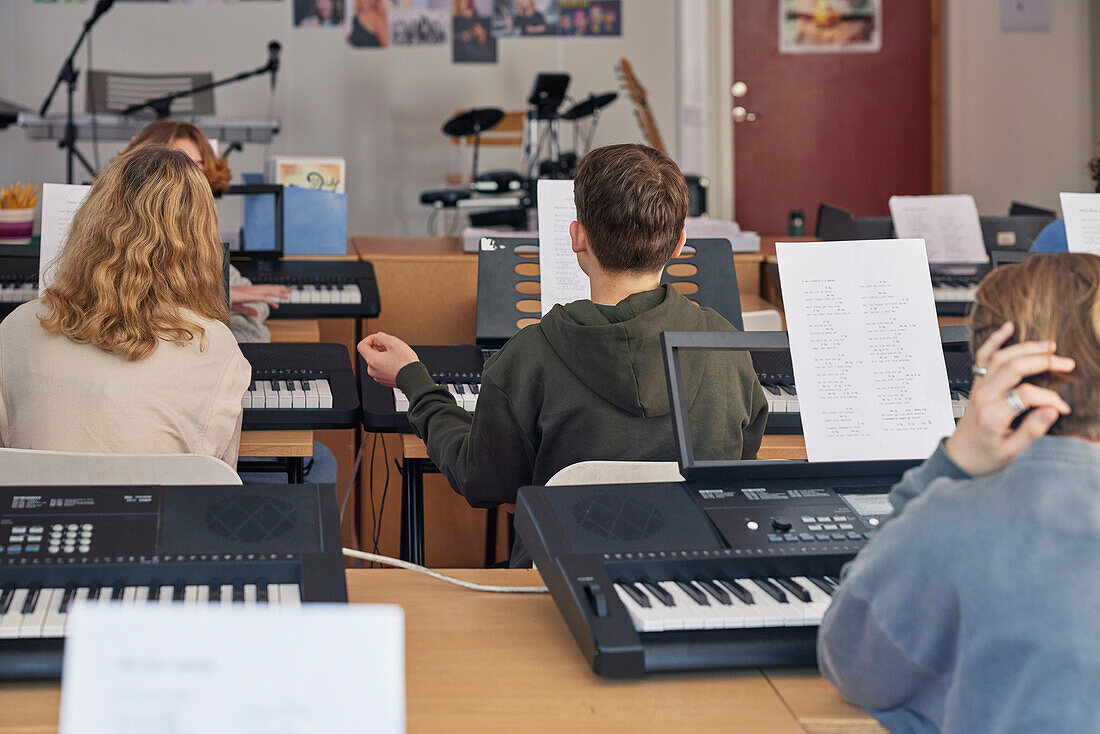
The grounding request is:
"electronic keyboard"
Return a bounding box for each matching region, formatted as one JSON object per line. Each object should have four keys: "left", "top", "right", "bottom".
{"left": 0, "top": 256, "right": 38, "bottom": 317}
{"left": 930, "top": 265, "right": 989, "bottom": 316}
{"left": 231, "top": 259, "right": 380, "bottom": 319}
{"left": 18, "top": 113, "right": 280, "bottom": 144}
{"left": 0, "top": 483, "right": 347, "bottom": 680}
{"left": 240, "top": 343, "right": 360, "bottom": 430}
{"left": 515, "top": 459, "right": 918, "bottom": 677}
{"left": 751, "top": 344, "right": 974, "bottom": 433}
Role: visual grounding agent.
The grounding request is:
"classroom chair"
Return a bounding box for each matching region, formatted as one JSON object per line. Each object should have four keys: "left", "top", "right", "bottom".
{"left": 0, "top": 448, "right": 241, "bottom": 486}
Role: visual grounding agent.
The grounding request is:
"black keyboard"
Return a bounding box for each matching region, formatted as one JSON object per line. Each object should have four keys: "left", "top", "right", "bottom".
{"left": 241, "top": 343, "right": 360, "bottom": 430}
{"left": 515, "top": 459, "right": 917, "bottom": 677}
{"left": 360, "top": 345, "right": 495, "bottom": 432}
{"left": 0, "top": 483, "right": 347, "bottom": 680}
{"left": 930, "top": 265, "right": 989, "bottom": 316}
{"left": 0, "top": 256, "right": 38, "bottom": 317}
{"left": 231, "top": 259, "right": 380, "bottom": 319}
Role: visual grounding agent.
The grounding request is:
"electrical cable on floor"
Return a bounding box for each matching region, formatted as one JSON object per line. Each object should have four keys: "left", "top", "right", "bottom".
{"left": 341, "top": 548, "right": 548, "bottom": 594}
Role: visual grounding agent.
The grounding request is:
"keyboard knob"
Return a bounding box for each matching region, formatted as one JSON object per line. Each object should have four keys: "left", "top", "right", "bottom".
{"left": 770, "top": 516, "right": 793, "bottom": 533}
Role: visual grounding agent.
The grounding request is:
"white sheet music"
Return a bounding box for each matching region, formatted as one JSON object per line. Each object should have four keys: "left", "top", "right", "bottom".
{"left": 888, "top": 194, "right": 987, "bottom": 263}
{"left": 39, "top": 183, "right": 91, "bottom": 295}
{"left": 59, "top": 603, "right": 405, "bottom": 734}
{"left": 537, "top": 179, "right": 589, "bottom": 315}
{"left": 1060, "top": 192, "right": 1100, "bottom": 253}
{"left": 777, "top": 239, "right": 956, "bottom": 462}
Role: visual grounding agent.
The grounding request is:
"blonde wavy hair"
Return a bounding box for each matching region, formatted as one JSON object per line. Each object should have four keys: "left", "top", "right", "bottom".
{"left": 39, "top": 145, "right": 230, "bottom": 361}
{"left": 122, "top": 120, "right": 232, "bottom": 196}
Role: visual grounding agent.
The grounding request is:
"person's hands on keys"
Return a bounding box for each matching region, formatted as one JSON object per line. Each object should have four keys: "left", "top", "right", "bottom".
{"left": 358, "top": 332, "right": 420, "bottom": 388}
{"left": 944, "top": 322, "right": 1076, "bottom": 477}
{"left": 230, "top": 284, "right": 293, "bottom": 317}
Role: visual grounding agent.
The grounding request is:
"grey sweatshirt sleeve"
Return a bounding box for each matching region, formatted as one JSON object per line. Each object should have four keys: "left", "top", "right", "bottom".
{"left": 816, "top": 443, "right": 971, "bottom": 723}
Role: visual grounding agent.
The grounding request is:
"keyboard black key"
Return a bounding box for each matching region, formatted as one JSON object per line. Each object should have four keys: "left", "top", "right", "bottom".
{"left": 639, "top": 579, "right": 674, "bottom": 607}
{"left": 674, "top": 579, "right": 709, "bottom": 606}
{"left": 775, "top": 578, "right": 811, "bottom": 603}
{"left": 715, "top": 578, "right": 754, "bottom": 605}
{"left": 0, "top": 585, "right": 14, "bottom": 614}
{"left": 173, "top": 585, "right": 185, "bottom": 602}
{"left": 617, "top": 582, "right": 651, "bottom": 609}
{"left": 805, "top": 577, "right": 835, "bottom": 597}
{"left": 751, "top": 578, "right": 787, "bottom": 603}
{"left": 694, "top": 579, "right": 731, "bottom": 605}
{"left": 21, "top": 586, "right": 41, "bottom": 614}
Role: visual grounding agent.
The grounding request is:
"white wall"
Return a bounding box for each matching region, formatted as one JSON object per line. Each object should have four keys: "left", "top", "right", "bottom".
{"left": 947, "top": 0, "right": 1093, "bottom": 213}
{"left": 0, "top": 1, "right": 678, "bottom": 236}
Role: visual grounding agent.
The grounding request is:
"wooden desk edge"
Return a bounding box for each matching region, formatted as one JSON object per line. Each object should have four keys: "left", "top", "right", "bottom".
{"left": 239, "top": 430, "right": 314, "bottom": 458}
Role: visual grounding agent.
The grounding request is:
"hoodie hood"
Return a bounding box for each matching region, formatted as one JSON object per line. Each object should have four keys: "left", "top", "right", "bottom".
{"left": 538, "top": 285, "right": 715, "bottom": 418}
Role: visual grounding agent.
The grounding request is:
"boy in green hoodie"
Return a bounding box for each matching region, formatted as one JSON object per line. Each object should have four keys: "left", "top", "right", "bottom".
{"left": 359, "top": 144, "right": 767, "bottom": 561}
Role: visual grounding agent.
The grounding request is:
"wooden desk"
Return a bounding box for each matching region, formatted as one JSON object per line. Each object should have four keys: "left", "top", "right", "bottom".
{"left": 266, "top": 318, "right": 321, "bottom": 343}
{"left": 0, "top": 569, "right": 882, "bottom": 734}
{"left": 238, "top": 430, "right": 314, "bottom": 483}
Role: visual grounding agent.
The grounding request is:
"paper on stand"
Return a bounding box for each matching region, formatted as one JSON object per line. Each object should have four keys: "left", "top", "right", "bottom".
{"left": 536, "top": 179, "right": 589, "bottom": 315}
{"left": 39, "top": 183, "right": 91, "bottom": 295}
{"left": 59, "top": 603, "right": 405, "bottom": 734}
{"left": 776, "top": 239, "right": 956, "bottom": 462}
{"left": 888, "top": 194, "right": 987, "bottom": 263}
{"left": 1060, "top": 192, "right": 1100, "bottom": 254}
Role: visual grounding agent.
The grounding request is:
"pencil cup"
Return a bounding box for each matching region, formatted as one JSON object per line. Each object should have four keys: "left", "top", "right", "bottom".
{"left": 0, "top": 208, "right": 34, "bottom": 245}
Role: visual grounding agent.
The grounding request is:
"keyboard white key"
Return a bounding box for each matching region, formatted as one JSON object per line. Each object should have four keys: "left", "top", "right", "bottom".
{"left": 41, "top": 589, "right": 68, "bottom": 637}
{"left": 96, "top": 587, "right": 114, "bottom": 605}
{"left": 134, "top": 586, "right": 150, "bottom": 604}
{"left": 277, "top": 381, "right": 293, "bottom": 409}
{"left": 18, "top": 588, "right": 58, "bottom": 638}
{"left": 243, "top": 584, "right": 257, "bottom": 606}
{"left": 304, "top": 380, "right": 320, "bottom": 409}
{"left": 220, "top": 584, "right": 235, "bottom": 607}
{"left": 762, "top": 386, "right": 787, "bottom": 413}
{"left": 121, "top": 586, "right": 137, "bottom": 605}
{"left": 277, "top": 584, "right": 302, "bottom": 607}
{"left": 393, "top": 388, "right": 410, "bottom": 412}
{"left": 614, "top": 584, "right": 665, "bottom": 632}
{"left": 158, "top": 585, "right": 174, "bottom": 605}
{"left": 266, "top": 584, "right": 280, "bottom": 604}
{"left": 657, "top": 582, "right": 708, "bottom": 630}
{"left": 289, "top": 381, "right": 307, "bottom": 409}
{"left": 316, "top": 380, "right": 333, "bottom": 409}
{"left": 0, "top": 588, "right": 29, "bottom": 638}
{"left": 791, "top": 577, "right": 832, "bottom": 625}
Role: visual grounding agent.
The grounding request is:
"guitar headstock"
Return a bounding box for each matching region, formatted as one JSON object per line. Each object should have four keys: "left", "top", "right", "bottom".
{"left": 616, "top": 57, "right": 649, "bottom": 108}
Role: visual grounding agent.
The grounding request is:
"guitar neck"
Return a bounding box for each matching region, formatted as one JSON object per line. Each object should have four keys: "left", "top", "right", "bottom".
{"left": 634, "top": 103, "right": 666, "bottom": 154}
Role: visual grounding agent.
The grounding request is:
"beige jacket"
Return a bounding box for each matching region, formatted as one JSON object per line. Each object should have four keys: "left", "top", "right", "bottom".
{"left": 0, "top": 301, "right": 251, "bottom": 466}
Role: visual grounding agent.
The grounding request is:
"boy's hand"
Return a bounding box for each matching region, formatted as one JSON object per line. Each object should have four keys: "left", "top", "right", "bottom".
{"left": 944, "top": 322, "right": 1074, "bottom": 477}
{"left": 358, "top": 332, "right": 419, "bottom": 388}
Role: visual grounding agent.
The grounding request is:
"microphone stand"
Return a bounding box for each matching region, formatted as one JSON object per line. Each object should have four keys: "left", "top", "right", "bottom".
{"left": 120, "top": 58, "right": 278, "bottom": 119}
{"left": 39, "top": 4, "right": 111, "bottom": 184}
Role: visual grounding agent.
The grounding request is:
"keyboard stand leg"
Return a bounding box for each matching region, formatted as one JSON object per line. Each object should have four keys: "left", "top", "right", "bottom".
{"left": 287, "top": 457, "right": 304, "bottom": 484}
{"left": 484, "top": 507, "right": 498, "bottom": 568}
{"left": 399, "top": 458, "right": 427, "bottom": 565}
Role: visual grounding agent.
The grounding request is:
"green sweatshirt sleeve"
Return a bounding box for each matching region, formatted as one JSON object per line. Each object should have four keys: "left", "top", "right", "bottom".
{"left": 397, "top": 362, "right": 536, "bottom": 508}
{"left": 740, "top": 378, "right": 768, "bottom": 459}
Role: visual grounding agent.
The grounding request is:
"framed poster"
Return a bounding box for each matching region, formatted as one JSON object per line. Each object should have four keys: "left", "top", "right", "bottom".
{"left": 779, "top": 0, "right": 881, "bottom": 54}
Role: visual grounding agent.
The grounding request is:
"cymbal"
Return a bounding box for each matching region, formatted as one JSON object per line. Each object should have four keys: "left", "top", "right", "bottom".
{"left": 561, "top": 92, "right": 618, "bottom": 121}
{"left": 442, "top": 108, "right": 505, "bottom": 137}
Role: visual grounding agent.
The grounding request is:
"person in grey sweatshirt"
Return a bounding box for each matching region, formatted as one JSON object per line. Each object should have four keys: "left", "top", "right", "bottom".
{"left": 818, "top": 252, "right": 1100, "bottom": 733}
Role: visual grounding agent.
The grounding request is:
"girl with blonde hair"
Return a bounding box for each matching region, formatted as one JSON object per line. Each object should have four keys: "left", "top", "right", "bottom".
{"left": 0, "top": 146, "right": 251, "bottom": 466}
{"left": 121, "top": 120, "right": 290, "bottom": 342}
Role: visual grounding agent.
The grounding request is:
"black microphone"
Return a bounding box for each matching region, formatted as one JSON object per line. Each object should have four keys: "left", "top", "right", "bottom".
{"left": 268, "top": 40, "right": 282, "bottom": 91}
{"left": 86, "top": 0, "right": 115, "bottom": 28}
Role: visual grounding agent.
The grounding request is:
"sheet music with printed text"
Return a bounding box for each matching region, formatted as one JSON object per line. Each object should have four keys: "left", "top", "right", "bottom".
{"left": 39, "top": 183, "right": 90, "bottom": 295}
{"left": 537, "top": 178, "right": 589, "bottom": 315}
{"left": 1060, "top": 192, "right": 1100, "bottom": 254}
{"left": 888, "top": 194, "right": 987, "bottom": 263}
{"left": 777, "top": 239, "right": 956, "bottom": 462}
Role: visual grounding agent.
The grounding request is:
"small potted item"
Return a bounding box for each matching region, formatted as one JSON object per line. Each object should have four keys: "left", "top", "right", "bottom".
{"left": 0, "top": 182, "right": 39, "bottom": 245}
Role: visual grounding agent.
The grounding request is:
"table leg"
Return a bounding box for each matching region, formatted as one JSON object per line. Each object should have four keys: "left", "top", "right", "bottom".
{"left": 288, "top": 457, "right": 304, "bottom": 483}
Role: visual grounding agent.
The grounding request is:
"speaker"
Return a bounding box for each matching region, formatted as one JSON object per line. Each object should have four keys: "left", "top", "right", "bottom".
{"left": 571, "top": 492, "right": 665, "bottom": 542}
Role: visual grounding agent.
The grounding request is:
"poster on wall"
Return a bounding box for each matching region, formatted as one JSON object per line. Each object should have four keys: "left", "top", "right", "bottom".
{"left": 453, "top": 0, "right": 497, "bottom": 63}
{"left": 294, "top": 0, "right": 345, "bottom": 27}
{"left": 556, "top": 0, "right": 619, "bottom": 37}
{"left": 347, "top": 0, "right": 390, "bottom": 47}
{"left": 492, "top": 0, "right": 557, "bottom": 37}
{"left": 779, "top": 0, "right": 881, "bottom": 54}
{"left": 391, "top": 0, "right": 450, "bottom": 46}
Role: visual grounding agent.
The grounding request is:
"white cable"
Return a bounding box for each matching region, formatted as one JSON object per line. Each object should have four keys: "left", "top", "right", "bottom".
{"left": 342, "top": 548, "right": 548, "bottom": 594}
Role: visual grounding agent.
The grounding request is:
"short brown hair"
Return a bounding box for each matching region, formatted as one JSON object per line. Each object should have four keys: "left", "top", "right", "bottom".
{"left": 573, "top": 143, "right": 689, "bottom": 272}
{"left": 122, "top": 120, "right": 232, "bottom": 196}
{"left": 970, "top": 253, "right": 1100, "bottom": 439}
{"left": 40, "top": 146, "right": 229, "bottom": 361}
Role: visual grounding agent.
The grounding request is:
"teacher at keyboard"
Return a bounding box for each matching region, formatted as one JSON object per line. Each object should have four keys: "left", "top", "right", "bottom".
{"left": 0, "top": 146, "right": 251, "bottom": 466}
{"left": 819, "top": 253, "right": 1100, "bottom": 732}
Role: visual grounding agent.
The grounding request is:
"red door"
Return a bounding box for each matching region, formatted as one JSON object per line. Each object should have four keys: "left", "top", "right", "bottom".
{"left": 732, "top": 0, "right": 933, "bottom": 235}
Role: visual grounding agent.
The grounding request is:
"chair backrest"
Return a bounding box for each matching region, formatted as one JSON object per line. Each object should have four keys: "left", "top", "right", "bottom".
{"left": 546, "top": 460, "right": 684, "bottom": 486}
{"left": 86, "top": 70, "right": 216, "bottom": 115}
{"left": 741, "top": 309, "right": 784, "bottom": 332}
{"left": 0, "top": 448, "right": 241, "bottom": 486}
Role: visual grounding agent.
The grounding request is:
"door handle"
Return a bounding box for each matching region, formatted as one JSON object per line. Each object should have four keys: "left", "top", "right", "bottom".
{"left": 732, "top": 106, "right": 758, "bottom": 123}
